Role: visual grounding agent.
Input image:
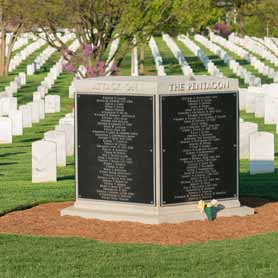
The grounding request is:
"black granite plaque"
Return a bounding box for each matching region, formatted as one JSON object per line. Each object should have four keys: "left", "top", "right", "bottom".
{"left": 77, "top": 94, "right": 155, "bottom": 204}
{"left": 161, "top": 93, "right": 238, "bottom": 205}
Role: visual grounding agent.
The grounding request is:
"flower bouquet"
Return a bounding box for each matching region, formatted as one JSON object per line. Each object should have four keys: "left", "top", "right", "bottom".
{"left": 197, "top": 199, "right": 218, "bottom": 221}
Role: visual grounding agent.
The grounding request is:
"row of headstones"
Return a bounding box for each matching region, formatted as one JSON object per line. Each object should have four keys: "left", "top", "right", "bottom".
{"left": 32, "top": 112, "right": 74, "bottom": 183}
{"left": 240, "top": 120, "right": 275, "bottom": 175}
{"left": 264, "top": 37, "right": 278, "bottom": 56}
{"left": 177, "top": 35, "right": 223, "bottom": 78}
{"left": 195, "top": 34, "right": 261, "bottom": 87}
{"left": 230, "top": 34, "right": 278, "bottom": 69}
{"left": 0, "top": 51, "right": 68, "bottom": 142}
{"left": 211, "top": 33, "right": 276, "bottom": 80}
{"left": 2, "top": 38, "right": 79, "bottom": 102}
{"left": 162, "top": 33, "right": 193, "bottom": 77}
{"left": 0, "top": 94, "right": 61, "bottom": 143}
{"left": 9, "top": 38, "right": 46, "bottom": 72}
{"left": 6, "top": 33, "right": 30, "bottom": 54}
{"left": 0, "top": 38, "right": 79, "bottom": 144}
{"left": 0, "top": 72, "right": 26, "bottom": 98}
{"left": 26, "top": 33, "right": 75, "bottom": 76}
{"left": 239, "top": 83, "right": 278, "bottom": 124}
{"left": 148, "top": 37, "right": 166, "bottom": 76}
{"left": 32, "top": 38, "right": 80, "bottom": 182}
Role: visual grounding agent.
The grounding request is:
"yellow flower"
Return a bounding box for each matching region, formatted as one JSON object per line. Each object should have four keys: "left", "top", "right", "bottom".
{"left": 197, "top": 200, "right": 206, "bottom": 213}
{"left": 211, "top": 199, "right": 218, "bottom": 207}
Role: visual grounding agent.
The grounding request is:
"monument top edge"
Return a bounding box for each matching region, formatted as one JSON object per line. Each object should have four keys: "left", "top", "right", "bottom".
{"left": 75, "top": 75, "right": 239, "bottom": 94}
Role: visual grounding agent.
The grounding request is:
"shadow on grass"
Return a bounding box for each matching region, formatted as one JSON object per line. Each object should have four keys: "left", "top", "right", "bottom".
{"left": 57, "top": 175, "right": 75, "bottom": 181}
{"left": 0, "top": 152, "right": 26, "bottom": 158}
{"left": 0, "top": 162, "right": 18, "bottom": 166}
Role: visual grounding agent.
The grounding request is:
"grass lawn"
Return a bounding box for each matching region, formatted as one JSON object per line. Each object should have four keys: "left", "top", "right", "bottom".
{"left": 153, "top": 37, "right": 183, "bottom": 75}
{"left": 0, "top": 69, "right": 75, "bottom": 216}
{"left": 1, "top": 35, "right": 278, "bottom": 278}
{"left": 192, "top": 37, "right": 247, "bottom": 88}
{"left": 213, "top": 41, "right": 273, "bottom": 85}
{"left": 1, "top": 36, "right": 278, "bottom": 216}
{"left": 239, "top": 110, "right": 278, "bottom": 200}
{"left": 175, "top": 38, "right": 208, "bottom": 75}
{"left": 1, "top": 233, "right": 278, "bottom": 277}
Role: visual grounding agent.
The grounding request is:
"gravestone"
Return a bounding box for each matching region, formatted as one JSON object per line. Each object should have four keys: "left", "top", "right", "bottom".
{"left": 1, "top": 97, "right": 17, "bottom": 116}
{"left": 33, "top": 92, "right": 41, "bottom": 101}
{"left": 9, "top": 110, "right": 23, "bottom": 136}
{"left": 0, "top": 117, "right": 12, "bottom": 144}
{"left": 61, "top": 76, "right": 254, "bottom": 224}
{"left": 44, "top": 131, "right": 66, "bottom": 167}
{"left": 19, "top": 105, "right": 32, "bottom": 128}
{"left": 29, "top": 101, "right": 40, "bottom": 123}
{"left": 45, "top": 95, "right": 56, "bottom": 113}
{"left": 32, "top": 140, "right": 57, "bottom": 183}
{"left": 55, "top": 123, "right": 74, "bottom": 156}
{"left": 245, "top": 91, "right": 256, "bottom": 113}
{"left": 39, "top": 99, "right": 45, "bottom": 120}
{"left": 27, "top": 64, "right": 35, "bottom": 75}
{"left": 240, "top": 122, "right": 258, "bottom": 159}
{"left": 249, "top": 132, "right": 274, "bottom": 174}
{"left": 264, "top": 94, "right": 278, "bottom": 124}
{"left": 54, "top": 95, "right": 61, "bottom": 112}
{"left": 255, "top": 93, "right": 265, "bottom": 118}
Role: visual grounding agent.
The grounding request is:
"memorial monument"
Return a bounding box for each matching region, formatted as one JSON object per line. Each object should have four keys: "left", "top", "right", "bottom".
{"left": 61, "top": 76, "right": 254, "bottom": 224}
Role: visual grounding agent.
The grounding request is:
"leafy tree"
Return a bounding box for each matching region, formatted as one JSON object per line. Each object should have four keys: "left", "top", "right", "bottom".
{"left": 212, "top": 0, "right": 259, "bottom": 35}
{"left": 244, "top": 0, "right": 278, "bottom": 37}
{"left": 23, "top": 0, "right": 176, "bottom": 77}
{"left": 0, "top": 0, "right": 31, "bottom": 76}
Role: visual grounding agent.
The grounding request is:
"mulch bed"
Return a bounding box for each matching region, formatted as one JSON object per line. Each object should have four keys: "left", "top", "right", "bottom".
{"left": 0, "top": 198, "right": 278, "bottom": 246}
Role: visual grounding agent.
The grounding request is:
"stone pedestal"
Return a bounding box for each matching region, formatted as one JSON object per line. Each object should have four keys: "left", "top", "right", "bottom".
{"left": 61, "top": 76, "right": 254, "bottom": 224}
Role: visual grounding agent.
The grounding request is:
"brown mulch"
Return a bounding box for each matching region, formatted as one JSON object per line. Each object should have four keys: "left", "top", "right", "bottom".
{"left": 0, "top": 198, "right": 278, "bottom": 246}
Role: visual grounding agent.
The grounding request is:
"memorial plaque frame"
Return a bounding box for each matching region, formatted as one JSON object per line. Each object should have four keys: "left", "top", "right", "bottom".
{"left": 159, "top": 91, "right": 239, "bottom": 207}
{"left": 75, "top": 92, "right": 157, "bottom": 207}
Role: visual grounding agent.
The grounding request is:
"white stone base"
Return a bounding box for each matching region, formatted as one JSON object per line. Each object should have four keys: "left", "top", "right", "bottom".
{"left": 61, "top": 199, "right": 254, "bottom": 224}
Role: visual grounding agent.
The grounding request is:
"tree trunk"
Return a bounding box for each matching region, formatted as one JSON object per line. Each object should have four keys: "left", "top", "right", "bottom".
{"left": 139, "top": 45, "right": 144, "bottom": 75}
{"left": 0, "top": 26, "right": 6, "bottom": 76}
{"left": 238, "top": 13, "right": 245, "bottom": 37}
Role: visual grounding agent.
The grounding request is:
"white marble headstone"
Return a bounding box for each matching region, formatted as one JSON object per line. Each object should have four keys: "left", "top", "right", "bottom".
{"left": 240, "top": 122, "right": 258, "bottom": 159}
{"left": 32, "top": 140, "right": 57, "bottom": 183}
{"left": 0, "top": 117, "right": 12, "bottom": 144}
{"left": 249, "top": 132, "right": 274, "bottom": 174}
{"left": 45, "top": 95, "right": 56, "bottom": 113}
{"left": 54, "top": 95, "right": 61, "bottom": 112}
{"left": 55, "top": 123, "right": 74, "bottom": 156}
{"left": 44, "top": 131, "right": 66, "bottom": 167}
{"left": 19, "top": 105, "right": 32, "bottom": 128}
{"left": 264, "top": 95, "right": 278, "bottom": 124}
{"left": 28, "top": 101, "right": 40, "bottom": 123}
{"left": 39, "top": 99, "right": 45, "bottom": 120}
{"left": 9, "top": 110, "right": 23, "bottom": 136}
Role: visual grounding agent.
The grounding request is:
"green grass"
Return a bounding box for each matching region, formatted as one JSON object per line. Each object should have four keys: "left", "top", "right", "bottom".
{"left": 141, "top": 44, "right": 157, "bottom": 75}
{"left": 239, "top": 110, "right": 278, "bottom": 200}
{"left": 0, "top": 35, "right": 278, "bottom": 216}
{"left": 175, "top": 38, "right": 208, "bottom": 75}
{"left": 1, "top": 233, "right": 278, "bottom": 277}
{"left": 0, "top": 43, "right": 49, "bottom": 92}
{"left": 192, "top": 37, "right": 247, "bottom": 88}
{"left": 238, "top": 43, "right": 278, "bottom": 72}
{"left": 153, "top": 37, "right": 182, "bottom": 75}
{"left": 118, "top": 44, "right": 157, "bottom": 76}
{"left": 0, "top": 71, "right": 75, "bottom": 216}
{"left": 213, "top": 41, "right": 273, "bottom": 85}
{"left": 1, "top": 35, "right": 278, "bottom": 277}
